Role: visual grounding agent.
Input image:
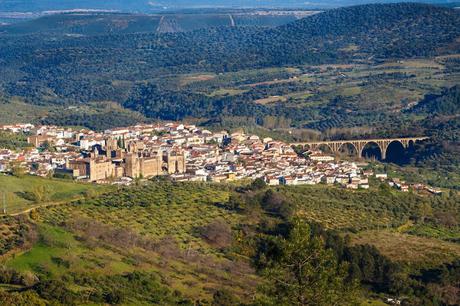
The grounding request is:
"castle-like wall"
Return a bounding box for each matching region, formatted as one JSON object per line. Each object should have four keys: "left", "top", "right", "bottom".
{"left": 166, "top": 152, "right": 186, "bottom": 174}
{"left": 82, "top": 140, "right": 187, "bottom": 181}
{"left": 89, "top": 159, "right": 115, "bottom": 182}
{"left": 140, "top": 156, "right": 162, "bottom": 178}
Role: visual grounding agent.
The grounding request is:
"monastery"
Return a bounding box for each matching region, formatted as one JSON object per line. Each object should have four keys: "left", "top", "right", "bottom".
{"left": 67, "top": 138, "right": 186, "bottom": 182}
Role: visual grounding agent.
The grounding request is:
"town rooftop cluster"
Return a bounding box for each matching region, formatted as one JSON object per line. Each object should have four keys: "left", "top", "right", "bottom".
{"left": 0, "top": 123, "right": 441, "bottom": 194}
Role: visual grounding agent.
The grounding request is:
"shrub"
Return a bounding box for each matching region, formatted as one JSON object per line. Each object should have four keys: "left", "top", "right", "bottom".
{"left": 212, "top": 289, "right": 239, "bottom": 305}
{"left": 29, "top": 186, "right": 51, "bottom": 203}
{"left": 261, "top": 190, "right": 294, "bottom": 220}
{"left": 200, "top": 219, "right": 233, "bottom": 249}
{"left": 21, "top": 271, "right": 40, "bottom": 287}
{"left": 33, "top": 280, "right": 77, "bottom": 305}
{"left": 249, "top": 178, "right": 267, "bottom": 191}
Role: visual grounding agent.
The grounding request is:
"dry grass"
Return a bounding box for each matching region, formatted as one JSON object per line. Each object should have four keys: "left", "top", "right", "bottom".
{"left": 351, "top": 230, "right": 460, "bottom": 268}
{"left": 255, "top": 95, "right": 287, "bottom": 105}
{"left": 245, "top": 77, "right": 300, "bottom": 88}
{"left": 376, "top": 59, "right": 444, "bottom": 69}
{"left": 180, "top": 74, "right": 216, "bottom": 86}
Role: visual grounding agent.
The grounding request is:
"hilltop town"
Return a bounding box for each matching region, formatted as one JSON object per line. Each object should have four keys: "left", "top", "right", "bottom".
{"left": 0, "top": 123, "right": 442, "bottom": 195}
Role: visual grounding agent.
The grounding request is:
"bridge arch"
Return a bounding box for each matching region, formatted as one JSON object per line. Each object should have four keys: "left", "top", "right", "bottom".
{"left": 391, "top": 139, "right": 408, "bottom": 148}
{"left": 290, "top": 137, "right": 428, "bottom": 161}
{"left": 316, "top": 143, "right": 334, "bottom": 154}
{"left": 292, "top": 144, "right": 308, "bottom": 153}
{"left": 338, "top": 142, "right": 358, "bottom": 157}
{"left": 386, "top": 140, "right": 404, "bottom": 158}
{"left": 385, "top": 140, "right": 413, "bottom": 163}
{"left": 361, "top": 141, "right": 382, "bottom": 160}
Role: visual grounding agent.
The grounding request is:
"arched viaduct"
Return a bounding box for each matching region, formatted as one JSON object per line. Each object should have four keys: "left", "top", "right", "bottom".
{"left": 291, "top": 137, "right": 428, "bottom": 160}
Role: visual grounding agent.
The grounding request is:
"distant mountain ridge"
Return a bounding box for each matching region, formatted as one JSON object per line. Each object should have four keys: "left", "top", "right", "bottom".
{"left": 0, "top": 0, "right": 457, "bottom": 12}
{"left": 139, "top": 3, "right": 460, "bottom": 70}
{"left": 0, "top": 11, "right": 316, "bottom": 35}
{"left": 259, "top": 3, "right": 460, "bottom": 62}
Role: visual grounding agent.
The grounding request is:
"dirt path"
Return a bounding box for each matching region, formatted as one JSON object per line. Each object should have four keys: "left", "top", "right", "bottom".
{"left": 229, "top": 14, "right": 235, "bottom": 27}
{"left": 7, "top": 197, "right": 83, "bottom": 217}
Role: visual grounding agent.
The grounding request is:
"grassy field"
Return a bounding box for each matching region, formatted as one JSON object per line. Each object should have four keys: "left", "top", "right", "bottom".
{"left": 0, "top": 175, "right": 108, "bottom": 215}
{"left": 361, "top": 300, "right": 387, "bottom": 306}
{"left": 5, "top": 221, "right": 257, "bottom": 301}
{"left": 208, "top": 88, "right": 248, "bottom": 97}
{"left": 351, "top": 230, "right": 460, "bottom": 269}
{"left": 255, "top": 95, "right": 287, "bottom": 105}
{"left": 179, "top": 73, "right": 216, "bottom": 86}
{"left": 403, "top": 223, "right": 460, "bottom": 242}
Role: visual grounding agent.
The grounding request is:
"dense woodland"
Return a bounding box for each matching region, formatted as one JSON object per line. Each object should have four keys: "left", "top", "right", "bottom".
{"left": 0, "top": 4, "right": 457, "bottom": 129}
{"left": 0, "top": 4, "right": 458, "bottom": 105}
{"left": 40, "top": 110, "right": 147, "bottom": 131}
{"left": 410, "top": 86, "right": 460, "bottom": 115}
{"left": 404, "top": 87, "right": 460, "bottom": 183}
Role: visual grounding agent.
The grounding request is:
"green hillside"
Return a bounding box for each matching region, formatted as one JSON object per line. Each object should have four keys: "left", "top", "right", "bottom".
{"left": 0, "top": 3, "right": 459, "bottom": 305}
{"left": 0, "top": 180, "right": 459, "bottom": 305}
{"left": 0, "top": 175, "right": 109, "bottom": 215}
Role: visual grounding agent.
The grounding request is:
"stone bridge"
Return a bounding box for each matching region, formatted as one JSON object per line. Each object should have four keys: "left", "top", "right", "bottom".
{"left": 291, "top": 137, "right": 429, "bottom": 160}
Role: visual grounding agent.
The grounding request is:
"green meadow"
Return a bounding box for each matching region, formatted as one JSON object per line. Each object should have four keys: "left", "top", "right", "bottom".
{"left": 0, "top": 175, "right": 108, "bottom": 214}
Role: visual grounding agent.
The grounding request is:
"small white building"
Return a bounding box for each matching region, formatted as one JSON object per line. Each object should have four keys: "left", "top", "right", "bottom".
{"left": 310, "top": 154, "right": 335, "bottom": 162}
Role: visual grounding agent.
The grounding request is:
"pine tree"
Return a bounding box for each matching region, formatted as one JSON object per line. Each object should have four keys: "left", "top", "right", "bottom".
{"left": 261, "top": 218, "right": 359, "bottom": 306}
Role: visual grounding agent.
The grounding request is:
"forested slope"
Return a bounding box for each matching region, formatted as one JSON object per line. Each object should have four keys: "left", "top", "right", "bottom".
{"left": 410, "top": 85, "right": 460, "bottom": 115}
{"left": 0, "top": 3, "right": 458, "bottom": 107}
